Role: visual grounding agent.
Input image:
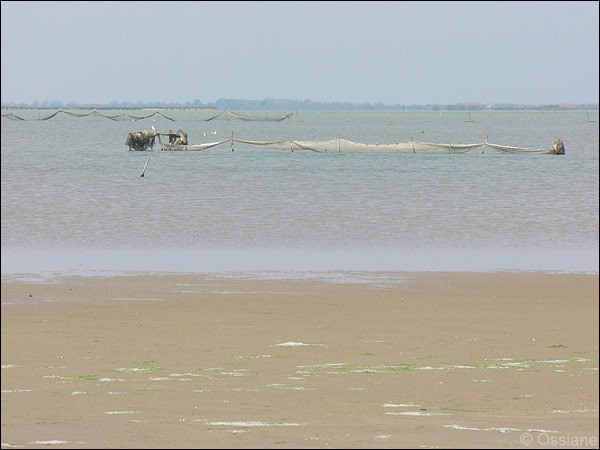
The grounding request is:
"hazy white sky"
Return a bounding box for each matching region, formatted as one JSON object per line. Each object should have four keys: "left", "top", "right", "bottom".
{"left": 1, "top": 1, "right": 598, "bottom": 105}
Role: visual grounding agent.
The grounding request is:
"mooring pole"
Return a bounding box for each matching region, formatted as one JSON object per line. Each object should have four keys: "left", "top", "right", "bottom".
{"left": 140, "top": 156, "right": 150, "bottom": 177}
{"left": 231, "top": 131, "right": 234, "bottom": 152}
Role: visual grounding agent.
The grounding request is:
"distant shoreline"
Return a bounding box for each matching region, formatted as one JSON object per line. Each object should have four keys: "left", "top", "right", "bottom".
{"left": 2, "top": 99, "right": 598, "bottom": 112}
{"left": 2, "top": 105, "right": 598, "bottom": 112}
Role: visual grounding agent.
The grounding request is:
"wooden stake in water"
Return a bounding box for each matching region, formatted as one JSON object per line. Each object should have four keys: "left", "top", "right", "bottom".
{"left": 140, "top": 156, "right": 150, "bottom": 177}
{"left": 586, "top": 109, "right": 595, "bottom": 123}
{"left": 231, "top": 131, "right": 234, "bottom": 151}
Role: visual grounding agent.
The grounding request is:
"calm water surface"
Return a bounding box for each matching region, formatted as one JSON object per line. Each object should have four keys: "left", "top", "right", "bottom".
{"left": 2, "top": 109, "right": 598, "bottom": 274}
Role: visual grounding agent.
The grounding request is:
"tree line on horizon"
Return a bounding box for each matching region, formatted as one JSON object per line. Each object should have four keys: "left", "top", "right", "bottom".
{"left": 2, "top": 98, "right": 597, "bottom": 111}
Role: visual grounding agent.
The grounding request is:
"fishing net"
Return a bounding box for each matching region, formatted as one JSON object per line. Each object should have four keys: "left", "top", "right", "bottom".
{"left": 236, "top": 138, "right": 484, "bottom": 154}
{"left": 236, "top": 138, "right": 565, "bottom": 155}
{"left": 484, "top": 139, "right": 564, "bottom": 154}
{"left": 3, "top": 108, "right": 291, "bottom": 122}
{"left": 2, "top": 110, "right": 565, "bottom": 155}
{"left": 204, "top": 111, "right": 226, "bottom": 121}
{"left": 6, "top": 109, "right": 176, "bottom": 121}
{"left": 1, "top": 112, "right": 26, "bottom": 120}
{"left": 224, "top": 111, "right": 294, "bottom": 122}
{"left": 39, "top": 110, "right": 63, "bottom": 120}
{"left": 203, "top": 110, "right": 294, "bottom": 122}
{"left": 100, "top": 111, "right": 175, "bottom": 122}
{"left": 61, "top": 110, "right": 96, "bottom": 118}
{"left": 125, "top": 132, "right": 565, "bottom": 155}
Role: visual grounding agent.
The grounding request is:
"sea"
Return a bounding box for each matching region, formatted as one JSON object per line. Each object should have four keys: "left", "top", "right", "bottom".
{"left": 1, "top": 108, "right": 598, "bottom": 279}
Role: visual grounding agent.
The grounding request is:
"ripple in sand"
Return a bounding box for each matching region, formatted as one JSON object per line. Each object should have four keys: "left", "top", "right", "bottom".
{"left": 231, "top": 354, "right": 277, "bottom": 359}
{"left": 205, "top": 420, "right": 307, "bottom": 427}
{"left": 383, "top": 403, "right": 421, "bottom": 407}
{"left": 443, "top": 424, "right": 522, "bottom": 433}
{"left": 266, "top": 384, "right": 316, "bottom": 391}
{"left": 220, "top": 370, "right": 249, "bottom": 377}
{"left": 114, "top": 367, "right": 167, "bottom": 373}
{"left": 552, "top": 409, "right": 598, "bottom": 414}
{"left": 271, "top": 342, "right": 311, "bottom": 347}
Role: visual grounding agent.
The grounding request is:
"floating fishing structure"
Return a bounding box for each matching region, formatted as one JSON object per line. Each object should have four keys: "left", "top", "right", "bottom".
{"left": 126, "top": 128, "right": 566, "bottom": 155}
{"left": 125, "top": 127, "right": 160, "bottom": 151}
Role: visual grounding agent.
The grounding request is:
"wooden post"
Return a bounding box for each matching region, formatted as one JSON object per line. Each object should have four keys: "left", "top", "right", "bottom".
{"left": 586, "top": 109, "right": 595, "bottom": 122}
{"left": 140, "top": 156, "right": 150, "bottom": 177}
{"left": 231, "top": 131, "right": 234, "bottom": 152}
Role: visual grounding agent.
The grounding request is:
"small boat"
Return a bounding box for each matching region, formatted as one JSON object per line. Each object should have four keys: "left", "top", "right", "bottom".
{"left": 159, "top": 140, "right": 230, "bottom": 152}
{"left": 157, "top": 129, "right": 230, "bottom": 151}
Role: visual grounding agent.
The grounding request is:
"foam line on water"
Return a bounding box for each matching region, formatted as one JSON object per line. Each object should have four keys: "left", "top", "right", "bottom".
{"left": 2, "top": 248, "right": 597, "bottom": 277}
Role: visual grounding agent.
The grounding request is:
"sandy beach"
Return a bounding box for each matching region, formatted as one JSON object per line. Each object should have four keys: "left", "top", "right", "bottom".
{"left": 1, "top": 271, "right": 598, "bottom": 449}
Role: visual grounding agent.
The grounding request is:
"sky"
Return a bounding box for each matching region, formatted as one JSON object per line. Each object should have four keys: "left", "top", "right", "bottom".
{"left": 1, "top": 1, "right": 598, "bottom": 105}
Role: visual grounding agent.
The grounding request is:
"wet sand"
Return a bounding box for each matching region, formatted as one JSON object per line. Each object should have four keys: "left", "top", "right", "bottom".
{"left": 1, "top": 271, "right": 598, "bottom": 449}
